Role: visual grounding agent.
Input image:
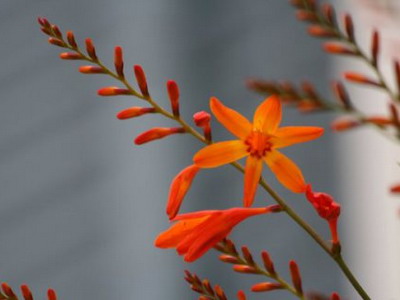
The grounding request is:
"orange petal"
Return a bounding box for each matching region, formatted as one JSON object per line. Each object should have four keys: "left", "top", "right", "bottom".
{"left": 253, "top": 95, "right": 282, "bottom": 134}
{"left": 210, "top": 97, "right": 252, "bottom": 139}
{"left": 154, "top": 217, "right": 208, "bottom": 248}
{"left": 243, "top": 156, "right": 263, "bottom": 207}
{"left": 271, "top": 126, "right": 324, "bottom": 148}
{"left": 166, "top": 165, "right": 200, "bottom": 220}
{"left": 264, "top": 150, "right": 306, "bottom": 193}
{"left": 193, "top": 140, "right": 247, "bottom": 168}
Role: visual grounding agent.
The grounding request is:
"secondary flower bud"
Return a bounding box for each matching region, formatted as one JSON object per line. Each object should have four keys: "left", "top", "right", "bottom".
{"left": 66, "top": 31, "right": 77, "bottom": 48}
{"left": 134, "top": 65, "right": 149, "bottom": 96}
{"left": 331, "top": 292, "right": 341, "bottom": 300}
{"left": 323, "top": 43, "right": 356, "bottom": 55}
{"left": 134, "top": 127, "right": 185, "bottom": 145}
{"left": 261, "top": 251, "right": 276, "bottom": 275}
{"left": 21, "top": 285, "right": 33, "bottom": 300}
{"left": 344, "top": 72, "right": 380, "bottom": 86}
{"left": 251, "top": 282, "right": 283, "bottom": 292}
{"left": 48, "top": 37, "right": 65, "bottom": 47}
{"left": 237, "top": 290, "right": 247, "bottom": 300}
{"left": 60, "top": 52, "right": 83, "bottom": 60}
{"left": 331, "top": 118, "right": 360, "bottom": 132}
{"left": 79, "top": 66, "right": 106, "bottom": 74}
{"left": 390, "top": 184, "right": 400, "bottom": 194}
{"left": 98, "top": 86, "right": 131, "bottom": 96}
{"left": 233, "top": 265, "right": 258, "bottom": 274}
{"left": 193, "top": 111, "right": 212, "bottom": 141}
{"left": 114, "top": 46, "right": 124, "bottom": 77}
{"left": 1, "top": 283, "right": 16, "bottom": 298}
{"left": 47, "top": 289, "right": 57, "bottom": 300}
{"left": 85, "top": 38, "right": 97, "bottom": 60}
{"left": 117, "top": 107, "right": 156, "bottom": 120}
{"left": 289, "top": 260, "right": 303, "bottom": 295}
{"left": 308, "top": 25, "right": 337, "bottom": 38}
{"left": 167, "top": 80, "right": 180, "bottom": 117}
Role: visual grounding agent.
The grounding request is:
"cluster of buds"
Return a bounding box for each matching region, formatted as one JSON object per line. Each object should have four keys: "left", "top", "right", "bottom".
{"left": 0, "top": 283, "right": 57, "bottom": 300}
{"left": 306, "top": 185, "right": 341, "bottom": 250}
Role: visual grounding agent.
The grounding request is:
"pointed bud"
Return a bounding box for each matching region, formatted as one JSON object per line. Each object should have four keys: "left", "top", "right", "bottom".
{"left": 237, "top": 290, "right": 247, "bottom": 300}
{"left": 233, "top": 265, "right": 258, "bottom": 274}
{"left": 85, "top": 38, "right": 97, "bottom": 60}
{"left": 331, "top": 118, "right": 360, "bottom": 132}
{"left": 134, "top": 127, "right": 185, "bottom": 145}
{"left": 251, "top": 282, "right": 284, "bottom": 292}
{"left": 21, "top": 285, "right": 33, "bottom": 300}
{"left": 133, "top": 65, "right": 149, "bottom": 96}
{"left": 371, "top": 30, "right": 380, "bottom": 67}
{"left": 117, "top": 107, "right": 156, "bottom": 120}
{"left": 38, "top": 17, "right": 50, "bottom": 28}
{"left": 60, "top": 52, "right": 83, "bottom": 60}
{"left": 98, "top": 86, "right": 131, "bottom": 96}
{"left": 202, "top": 280, "right": 214, "bottom": 296}
{"left": 332, "top": 81, "right": 352, "bottom": 110}
{"left": 114, "top": 46, "right": 124, "bottom": 77}
{"left": 344, "top": 72, "right": 380, "bottom": 86}
{"left": 296, "top": 10, "right": 318, "bottom": 22}
{"left": 41, "top": 27, "right": 52, "bottom": 35}
{"left": 364, "top": 116, "right": 392, "bottom": 126}
{"left": 261, "top": 251, "right": 276, "bottom": 275}
{"left": 48, "top": 37, "right": 65, "bottom": 47}
{"left": 79, "top": 66, "right": 106, "bottom": 74}
{"left": 331, "top": 292, "right": 341, "bottom": 300}
{"left": 224, "top": 239, "right": 238, "bottom": 255}
{"left": 166, "top": 165, "right": 200, "bottom": 219}
{"left": 51, "top": 25, "right": 62, "bottom": 39}
{"left": 394, "top": 61, "right": 400, "bottom": 95}
{"left": 167, "top": 80, "right": 180, "bottom": 117}
{"left": 241, "top": 246, "right": 255, "bottom": 266}
{"left": 289, "top": 260, "right": 303, "bottom": 295}
{"left": 193, "top": 111, "right": 212, "bottom": 141}
{"left": 322, "top": 4, "right": 336, "bottom": 25}
{"left": 219, "top": 254, "right": 240, "bottom": 264}
{"left": 66, "top": 31, "right": 77, "bottom": 48}
{"left": 344, "top": 14, "right": 355, "bottom": 42}
{"left": 308, "top": 26, "right": 337, "bottom": 38}
{"left": 214, "top": 285, "right": 227, "bottom": 300}
{"left": 47, "top": 289, "right": 57, "bottom": 300}
{"left": 323, "top": 43, "right": 356, "bottom": 55}
{"left": 390, "top": 184, "right": 400, "bottom": 194}
{"left": 1, "top": 283, "right": 16, "bottom": 298}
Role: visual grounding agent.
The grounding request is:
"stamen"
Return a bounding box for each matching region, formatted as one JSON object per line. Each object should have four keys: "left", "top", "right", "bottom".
{"left": 244, "top": 131, "right": 272, "bottom": 159}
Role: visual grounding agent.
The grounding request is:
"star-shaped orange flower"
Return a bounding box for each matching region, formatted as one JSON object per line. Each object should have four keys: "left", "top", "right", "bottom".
{"left": 193, "top": 96, "right": 324, "bottom": 207}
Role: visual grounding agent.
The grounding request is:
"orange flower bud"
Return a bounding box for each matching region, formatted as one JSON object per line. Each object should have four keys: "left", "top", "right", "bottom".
{"left": 332, "top": 81, "right": 352, "bottom": 110}
{"left": 167, "top": 80, "right": 180, "bottom": 117}
{"left": 237, "top": 290, "right": 247, "bottom": 300}
{"left": 47, "top": 289, "right": 57, "bottom": 300}
{"left": 390, "top": 184, "right": 400, "bottom": 194}
{"left": 322, "top": 3, "right": 335, "bottom": 25}
{"left": 251, "top": 282, "right": 283, "bottom": 292}
{"left": 41, "top": 27, "right": 52, "bottom": 35}
{"left": 261, "top": 251, "right": 276, "bottom": 275}
{"left": 1, "top": 283, "right": 16, "bottom": 298}
{"left": 60, "top": 52, "right": 83, "bottom": 60}
{"left": 114, "top": 46, "right": 124, "bottom": 77}
{"left": 117, "top": 107, "right": 156, "bottom": 120}
{"left": 296, "top": 10, "right": 318, "bottom": 22}
{"left": 214, "top": 285, "right": 227, "bottom": 299}
{"left": 193, "top": 111, "right": 212, "bottom": 141}
{"left": 134, "top": 65, "right": 149, "bottom": 96}
{"left": 166, "top": 164, "right": 200, "bottom": 219}
{"left": 85, "top": 38, "right": 97, "bottom": 60}
{"left": 344, "top": 72, "right": 381, "bottom": 86}
{"left": 331, "top": 118, "right": 360, "bottom": 132}
{"left": 323, "top": 43, "right": 356, "bottom": 55}
{"left": 219, "top": 254, "right": 240, "bottom": 264}
{"left": 308, "top": 25, "right": 337, "bottom": 38}
{"left": 241, "top": 246, "right": 255, "bottom": 265}
{"left": 21, "top": 284, "right": 33, "bottom": 300}
{"left": 98, "top": 86, "right": 131, "bottom": 96}
{"left": 331, "top": 292, "right": 341, "bottom": 300}
{"left": 79, "top": 66, "right": 106, "bottom": 74}
{"left": 289, "top": 260, "right": 303, "bottom": 295}
{"left": 51, "top": 25, "right": 62, "bottom": 39}
{"left": 38, "top": 17, "right": 50, "bottom": 28}
{"left": 48, "top": 37, "right": 65, "bottom": 47}
{"left": 134, "top": 127, "right": 185, "bottom": 145}
{"left": 66, "top": 31, "right": 77, "bottom": 48}
{"left": 233, "top": 265, "right": 258, "bottom": 274}
{"left": 371, "top": 30, "right": 380, "bottom": 66}
{"left": 364, "top": 116, "right": 392, "bottom": 126}
{"left": 344, "top": 14, "right": 354, "bottom": 42}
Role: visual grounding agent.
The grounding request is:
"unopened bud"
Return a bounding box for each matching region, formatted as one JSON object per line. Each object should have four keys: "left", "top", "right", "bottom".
{"left": 134, "top": 127, "right": 185, "bottom": 145}
{"left": 98, "top": 86, "right": 131, "bottom": 96}
{"left": 85, "top": 38, "right": 97, "bottom": 60}
{"left": 167, "top": 80, "right": 180, "bottom": 117}
{"left": 332, "top": 81, "right": 352, "bottom": 110}
{"left": 261, "top": 251, "right": 276, "bottom": 275}
{"left": 331, "top": 292, "right": 341, "bottom": 300}
{"left": 241, "top": 246, "right": 255, "bottom": 266}
{"left": 79, "top": 66, "right": 106, "bottom": 74}
{"left": 114, "top": 46, "right": 124, "bottom": 77}
{"left": 344, "top": 72, "right": 380, "bottom": 86}
{"left": 308, "top": 26, "right": 337, "bottom": 38}
{"left": 66, "top": 31, "right": 77, "bottom": 48}
{"left": 60, "top": 52, "right": 83, "bottom": 60}
{"left": 1, "top": 283, "right": 16, "bottom": 298}
{"left": 344, "top": 14, "right": 354, "bottom": 42}
{"left": 233, "top": 265, "right": 258, "bottom": 274}
{"left": 21, "top": 285, "right": 33, "bottom": 300}
{"left": 38, "top": 17, "right": 50, "bottom": 28}
{"left": 364, "top": 116, "right": 392, "bottom": 126}
{"left": 47, "top": 289, "right": 57, "bottom": 300}
{"left": 117, "top": 107, "right": 156, "bottom": 120}
{"left": 390, "top": 184, "right": 400, "bottom": 194}
{"left": 331, "top": 118, "right": 360, "bottom": 132}
{"left": 51, "top": 25, "right": 62, "bottom": 39}
{"left": 296, "top": 10, "right": 318, "bottom": 22}
{"left": 134, "top": 65, "right": 149, "bottom": 96}
{"left": 251, "top": 282, "right": 283, "bottom": 292}
{"left": 214, "top": 285, "right": 227, "bottom": 300}
{"left": 48, "top": 37, "right": 65, "bottom": 47}
{"left": 322, "top": 4, "right": 336, "bottom": 25}
{"left": 237, "top": 290, "right": 247, "bottom": 300}
{"left": 323, "top": 43, "right": 356, "bottom": 55}
{"left": 289, "top": 260, "right": 303, "bottom": 295}
{"left": 371, "top": 30, "right": 380, "bottom": 67}
{"left": 219, "top": 254, "right": 240, "bottom": 264}
{"left": 193, "top": 111, "right": 212, "bottom": 141}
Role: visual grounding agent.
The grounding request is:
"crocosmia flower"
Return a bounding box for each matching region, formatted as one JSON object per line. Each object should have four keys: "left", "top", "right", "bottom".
{"left": 155, "top": 206, "right": 280, "bottom": 262}
{"left": 194, "top": 96, "right": 324, "bottom": 207}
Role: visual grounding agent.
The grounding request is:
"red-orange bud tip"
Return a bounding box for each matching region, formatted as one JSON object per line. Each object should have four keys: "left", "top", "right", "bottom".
{"left": 38, "top": 17, "right": 50, "bottom": 28}
{"left": 1, "top": 283, "right": 16, "bottom": 297}
{"left": 47, "top": 289, "right": 57, "bottom": 300}
{"left": 344, "top": 72, "right": 380, "bottom": 86}
{"left": 134, "top": 65, "right": 149, "bottom": 96}
{"left": 308, "top": 26, "right": 337, "bottom": 38}
{"left": 364, "top": 116, "right": 392, "bottom": 126}
{"left": 66, "top": 31, "right": 77, "bottom": 48}
{"left": 48, "top": 37, "right": 65, "bottom": 47}
{"left": 134, "top": 127, "right": 185, "bottom": 145}
{"left": 21, "top": 284, "right": 33, "bottom": 300}
{"left": 167, "top": 80, "right": 180, "bottom": 116}
{"left": 289, "top": 260, "right": 303, "bottom": 294}
{"left": 98, "top": 86, "right": 131, "bottom": 96}
{"left": 60, "top": 52, "right": 83, "bottom": 60}
{"left": 390, "top": 184, "right": 400, "bottom": 194}
{"left": 251, "top": 282, "right": 283, "bottom": 292}
{"left": 237, "top": 290, "right": 247, "bottom": 300}
{"left": 323, "top": 43, "right": 356, "bottom": 55}
{"left": 233, "top": 265, "right": 258, "bottom": 274}
{"left": 79, "top": 66, "right": 105, "bottom": 74}
{"left": 85, "top": 38, "right": 97, "bottom": 60}
{"left": 331, "top": 118, "right": 360, "bottom": 132}
{"left": 114, "top": 46, "right": 124, "bottom": 77}
{"left": 331, "top": 292, "right": 341, "bottom": 300}
{"left": 219, "top": 254, "right": 240, "bottom": 264}
{"left": 117, "top": 107, "right": 155, "bottom": 120}
{"left": 193, "top": 111, "right": 211, "bottom": 127}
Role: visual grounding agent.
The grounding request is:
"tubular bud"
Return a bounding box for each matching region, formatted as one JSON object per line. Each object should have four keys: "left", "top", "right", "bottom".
{"left": 134, "top": 127, "right": 185, "bottom": 145}
{"left": 79, "top": 66, "right": 106, "bottom": 74}
{"left": 60, "top": 52, "right": 83, "bottom": 60}
{"left": 114, "top": 46, "right": 124, "bottom": 77}
{"left": 85, "top": 38, "right": 97, "bottom": 60}
{"left": 219, "top": 254, "right": 240, "bottom": 264}
{"left": 48, "top": 37, "right": 65, "bottom": 47}
{"left": 237, "top": 290, "right": 247, "bottom": 300}
{"left": 331, "top": 118, "right": 360, "bottom": 132}
{"left": 1, "top": 283, "right": 16, "bottom": 298}
{"left": 289, "top": 260, "right": 303, "bottom": 295}
{"left": 344, "top": 14, "right": 355, "bottom": 42}
{"left": 51, "top": 25, "right": 62, "bottom": 39}
{"left": 261, "top": 251, "right": 276, "bottom": 275}
{"left": 389, "top": 104, "right": 400, "bottom": 127}
{"left": 66, "top": 31, "right": 78, "bottom": 48}
{"left": 38, "top": 17, "right": 50, "bottom": 28}
{"left": 214, "top": 285, "right": 227, "bottom": 300}
{"left": 296, "top": 10, "right": 318, "bottom": 22}
{"left": 322, "top": 4, "right": 336, "bottom": 25}
{"left": 344, "top": 72, "right": 380, "bottom": 86}
{"left": 332, "top": 81, "right": 352, "bottom": 110}
{"left": 323, "top": 43, "right": 356, "bottom": 55}
{"left": 21, "top": 285, "right": 33, "bottom": 300}
{"left": 371, "top": 30, "right": 380, "bottom": 66}
{"left": 193, "top": 111, "right": 212, "bottom": 141}
{"left": 98, "top": 86, "right": 131, "bottom": 96}
{"left": 117, "top": 107, "right": 155, "bottom": 120}
{"left": 134, "top": 65, "right": 149, "bottom": 96}
{"left": 233, "top": 265, "right": 258, "bottom": 274}
{"left": 241, "top": 246, "right": 255, "bottom": 266}
{"left": 167, "top": 80, "right": 180, "bottom": 117}
{"left": 308, "top": 26, "right": 337, "bottom": 38}
{"left": 331, "top": 292, "right": 341, "bottom": 300}
{"left": 47, "top": 289, "right": 57, "bottom": 300}
{"left": 251, "top": 282, "right": 283, "bottom": 292}
{"left": 364, "top": 116, "right": 392, "bottom": 126}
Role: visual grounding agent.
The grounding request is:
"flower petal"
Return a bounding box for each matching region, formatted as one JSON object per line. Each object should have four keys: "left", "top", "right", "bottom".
{"left": 243, "top": 156, "right": 263, "bottom": 207}
{"left": 264, "top": 150, "right": 306, "bottom": 193}
{"left": 166, "top": 165, "right": 200, "bottom": 220}
{"left": 271, "top": 126, "right": 324, "bottom": 148}
{"left": 253, "top": 95, "right": 282, "bottom": 134}
{"left": 193, "top": 140, "right": 248, "bottom": 168}
{"left": 210, "top": 97, "right": 252, "bottom": 139}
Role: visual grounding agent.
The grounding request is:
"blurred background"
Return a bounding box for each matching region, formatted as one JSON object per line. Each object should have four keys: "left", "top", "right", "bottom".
{"left": 0, "top": 0, "right": 398, "bottom": 299}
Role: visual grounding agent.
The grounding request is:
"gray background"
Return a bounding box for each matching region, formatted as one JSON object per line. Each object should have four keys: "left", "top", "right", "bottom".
{"left": 0, "top": 0, "right": 345, "bottom": 299}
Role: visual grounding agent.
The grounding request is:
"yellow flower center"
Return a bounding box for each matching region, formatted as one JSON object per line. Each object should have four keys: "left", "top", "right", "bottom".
{"left": 244, "top": 130, "right": 272, "bottom": 159}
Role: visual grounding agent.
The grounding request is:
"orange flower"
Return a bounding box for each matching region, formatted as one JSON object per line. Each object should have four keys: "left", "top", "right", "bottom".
{"left": 155, "top": 206, "right": 280, "bottom": 262}
{"left": 193, "top": 96, "right": 324, "bottom": 206}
